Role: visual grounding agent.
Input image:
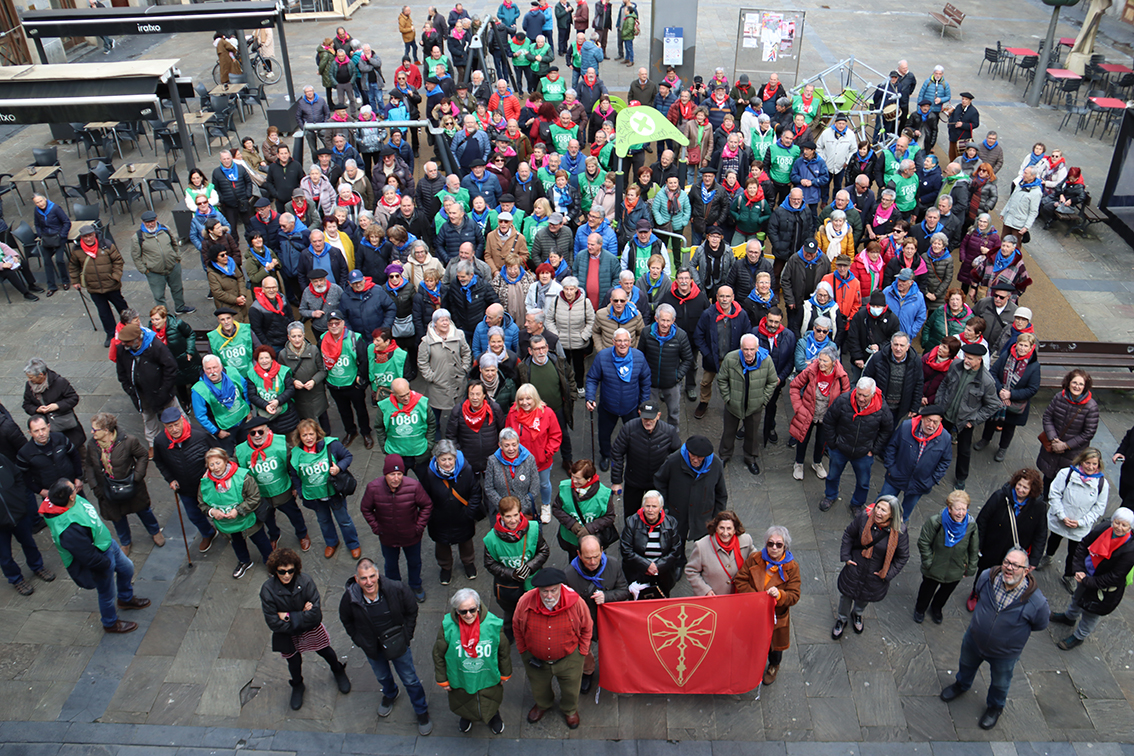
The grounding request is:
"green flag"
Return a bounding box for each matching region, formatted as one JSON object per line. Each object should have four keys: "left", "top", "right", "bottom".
{"left": 614, "top": 106, "right": 688, "bottom": 157}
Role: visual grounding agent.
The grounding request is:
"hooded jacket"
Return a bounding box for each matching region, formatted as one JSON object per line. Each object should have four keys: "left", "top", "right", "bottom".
{"left": 967, "top": 567, "right": 1049, "bottom": 659}
{"left": 882, "top": 280, "right": 927, "bottom": 338}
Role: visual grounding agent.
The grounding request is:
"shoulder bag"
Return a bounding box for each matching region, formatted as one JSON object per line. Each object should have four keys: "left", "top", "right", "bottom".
{"left": 327, "top": 443, "right": 357, "bottom": 496}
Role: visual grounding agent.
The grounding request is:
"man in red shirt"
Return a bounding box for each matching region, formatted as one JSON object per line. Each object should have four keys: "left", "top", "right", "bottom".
{"left": 512, "top": 567, "right": 593, "bottom": 728}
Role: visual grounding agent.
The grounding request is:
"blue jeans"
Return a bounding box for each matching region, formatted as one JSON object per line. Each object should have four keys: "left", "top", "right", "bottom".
{"left": 113, "top": 507, "right": 161, "bottom": 546}
{"left": 622, "top": 39, "right": 633, "bottom": 63}
{"left": 824, "top": 448, "right": 874, "bottom": 509}
{"left": 264, "top": 498, "right": 309, "bottom": 542}
{"left": 954, "top": 629, "right": 1018, "bottom": 709}
{"left": 94, "top": 540, "right": 135, "bottom": 628}
{"left": 880, "top": 478, "right": 923, "bottom": 522}
{"left": 381, "top": 541, "right": 422, "bottom": 591}
{"left": 367, "top": 649, "right": 429, "bottom": 715}
{"left": 404, "top": 39, "right": 418, "bottom": 61}
{"left": 308, "top": 495, "right": 360, "bottom": 550}
{"left": 1064, "top": 592, "right": 1104, "bottom": 640}
{"left": 367, "top": 83, "right": 382, "bottom": 110}
{"left": 0, "top": 510, "right": 44, "bottom": 584}
{"left": 538, "top": 467, "right": 552, "bottom": 508}
{"left": 178, "top": 493, "right": 216, "bottom": 539}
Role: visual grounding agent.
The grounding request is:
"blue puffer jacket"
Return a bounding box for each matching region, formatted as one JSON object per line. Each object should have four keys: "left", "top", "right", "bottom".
{"left": 461, "top": 171, "right": 504, "bottom": 207}
{"left": 883, "top": 281, "right": 927, "bottom": 338}
{"left": 966, "top": 568, "right": 1049, "bottom": 659}
{"left": 34, "top": 200, "right": 71, "bottom": 241}
{"left": 277, "top": 220, "right": 310, "bottom": 279}
{"left": 917, "top": 77, "right": 951, "bottom": 114}
{"left": 881, "top": 417, "right": 952, "bottom": 496}
{"left": 341, "top": 281, "right": 396, "bottom": 337}
{"left": 578, "top": 40, "right": 604, "bottom": 73}
{"left": 573, "top": 219, "right": 618, "bottom": 258}
{"left": 471, "top": 311, "right": 520, "bottom": 356}
{"left": 189, "top": 208, "right": 226, "bottom": 252}
{"left": 585, "top": 346, "right": 651, "bottom": 415}
{"left": 789, "top": 154, "right": 830, "bottom": 207}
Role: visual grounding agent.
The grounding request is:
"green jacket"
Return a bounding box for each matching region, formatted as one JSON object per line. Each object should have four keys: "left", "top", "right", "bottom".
{"left": 729, "top": 193, "right": 771, "bottom": 234}
{"left": 619, "top": 9, "right": 637, "bottom": 40}
{"left": 918, "top": 511, "right": 979, "bottom": 583}
{"left": 716, "top": 349, "right": 778, "bottom": 419}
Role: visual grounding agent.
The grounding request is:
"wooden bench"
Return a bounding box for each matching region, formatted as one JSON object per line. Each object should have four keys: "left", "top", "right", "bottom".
{"left": 1037, "top": 340, "right": 1134, "bottom": 389}
{"left": 929, "top": 3, "right": 966, "bottom": 39}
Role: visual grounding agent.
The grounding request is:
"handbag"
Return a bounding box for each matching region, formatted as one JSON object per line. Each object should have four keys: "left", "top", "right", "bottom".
{"left": 40, "top": 233, "right": 61, "bottom": 249}
{"left": 47, "top": 409, "right": 80, "bottom": 432}
{"left": 327, "top": 444, "right": 357, "bottom": 496}
{"left": 392, "top": 315, "right": 414, "bottom": 338}
{"left": 1038, "top": 406, "right": 1082, "bottom": 453}
{"left": 104, "top": 469, "right": 136, "bottom": 503}
{"left": 378, "top": 623, "right": 409, "bottom": 658}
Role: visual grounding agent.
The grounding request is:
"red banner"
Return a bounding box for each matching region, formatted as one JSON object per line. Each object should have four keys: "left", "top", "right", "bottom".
{"left": 596, "top": 592, "right": 776, "bottom": 695}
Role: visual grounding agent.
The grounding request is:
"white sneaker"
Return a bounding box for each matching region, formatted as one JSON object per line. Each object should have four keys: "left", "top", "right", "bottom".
{"left": 793, "top": 463, "right": 804, "bottom": 480}
{"left": 540, "top": 504, "right": 551, "bottom": 524}
{"left": 812, "top": 462, "right": 827, "bottom": 479}
{"left": 577, "top": 387, "right": 586, "bottom": 398}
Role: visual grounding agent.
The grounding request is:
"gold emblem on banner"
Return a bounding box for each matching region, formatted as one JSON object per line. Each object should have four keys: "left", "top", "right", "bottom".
{"left": 647, "top": 603, "right": 717, "bottom": 686}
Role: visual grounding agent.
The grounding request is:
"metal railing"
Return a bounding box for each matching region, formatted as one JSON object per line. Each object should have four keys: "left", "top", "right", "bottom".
{"left": 298, "top": 119, "right": 457, "bottom": 176}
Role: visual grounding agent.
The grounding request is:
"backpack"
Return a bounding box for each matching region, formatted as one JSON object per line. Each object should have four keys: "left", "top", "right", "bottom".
{"left": 137, "top": 226, "right": 176, "bottom": 252}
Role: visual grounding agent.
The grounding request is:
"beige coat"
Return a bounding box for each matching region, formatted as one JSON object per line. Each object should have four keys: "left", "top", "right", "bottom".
{"left": 592, "top": 307, "right": 643, "bottom": 351}
{"left": 684, "top": 533, "right": 755, "bottom": 596}
{"left": 417, "top": 324, "right": 472, "bottom": 411}
{"left": 206, "top": 264, "right": 250, "bottom": 322}
{"left": 483, "top": 229, "right": 529, "bottom": 274}
{"left": 545, "top": 291, "right": 594, "bottom": 350}
{"left": 405, "top": 254, "right": 445, "bottom": 289}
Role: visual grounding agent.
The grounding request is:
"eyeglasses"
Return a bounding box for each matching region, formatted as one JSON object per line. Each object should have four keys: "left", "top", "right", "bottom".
{"left": 814, "top": 328, "right": 829, "bottom": 334}
{"left": 766, "top": 541, "right": 784, "bottom": 548}
{"left": 249, "top": 429, "right": 267, "bottom": 437}
{"left": 1002, "top": 561, "right": 1027, "bottom": 570}
{"left": 276, "top": 567, "right": 296, "bottom": 575}
{"left": 457, "top": 607, "right": 478, "bottom": 616}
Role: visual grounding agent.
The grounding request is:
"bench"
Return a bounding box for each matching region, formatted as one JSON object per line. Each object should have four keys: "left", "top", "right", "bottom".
{"left": 929, "top": 3, "right": 966, "bottom": 39}
{"left": 1037, "top": 340, "right": 1134, "bottom": 390}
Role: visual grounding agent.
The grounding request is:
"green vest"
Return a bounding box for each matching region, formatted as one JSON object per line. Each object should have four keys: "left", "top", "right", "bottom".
{"left": 235, "top": 434, "right": 292, "bottom": 498}
{"left": 482, "top": 520, "right": 541, "bottom": 591}
{"left": 45, "top": 495, "right": 112, "bottom": 568}
{"left": 322, "top": 330, "right": 359, "bottom": 388}
{"left": 540, "top": 75, "right": 566, "bottom": 103}
{"left": 441, "top": 612, "right": 505, "bottom": 693}
{"left": 368, "top": 345, "right": 407, "bottom": 399}
{"left": 290, "top": 438, "right": 339, "bottom": 501}
{"left": 437, "top": 187, "right": 471, "bottom": 212}
{"left": 893, "top": 174, "right": 919, "bottom": 212}
{"left": 377, "top": 394, "right": 431, "bottom": 456}
{"left": 193, "top": 370, "right": 251, "bottom": 432}
{"left": 536, "top": 167, "right": 558, "bottom": 194}
{"left": 510, "top": 39, "right": 532, "bottom": 67}
{"left": 596, "top": 142, "right": 615, "bottom": 171}
{"left": 200, "top": 467, "right": 258, "bottom": 534}
{"left": 751, "top": 128, "right": 776, "bottom": 162}
{"left": 244, "top": 363, "right": 293, "bottom": 417}
{"left": 556, "top": 481, "right": 611, "bottom": 547}
{"left": 767, "top": 142, "right": 800, "bottom": 184}
{"left": 578, "top": 170, "right": 605, "bottom": 212}
{"left": 628, "top": 241, "right": 654, "bottom": 279}
{"left": 548, "top": 123, "right": 578, "bottom": 154}
{"left": 207, "top": 324, "right": 255, "bottom": 373}
{"left": 792, "top": 93, "right": 819, "bottom": 124}
{"left": 424, "top": 54, "right": 451, "bottom": 76}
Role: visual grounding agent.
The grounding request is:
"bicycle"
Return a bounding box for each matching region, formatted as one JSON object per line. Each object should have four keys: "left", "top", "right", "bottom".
{"left": 212, "top": 38, "right": 282, "bottom": 86}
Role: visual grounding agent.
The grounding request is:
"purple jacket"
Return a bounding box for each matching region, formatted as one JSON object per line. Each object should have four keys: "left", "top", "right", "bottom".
{"left": 359, "top": 476, "right": 433, "bottom": 547}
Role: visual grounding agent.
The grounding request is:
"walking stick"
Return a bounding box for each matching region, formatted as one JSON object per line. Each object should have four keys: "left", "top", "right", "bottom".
{"left": 589, "top": 406, "right": 595, "bottom": 461}
{"left": 173, "top": 490, "right": 194, "bottom": 568}
{"left": 75, "top": 287, "right": 98, "bottom": 331}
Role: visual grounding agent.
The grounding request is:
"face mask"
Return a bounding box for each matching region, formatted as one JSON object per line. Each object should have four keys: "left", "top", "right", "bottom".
{"left": 869, "top": 306, "right": 884, "bottom": 316}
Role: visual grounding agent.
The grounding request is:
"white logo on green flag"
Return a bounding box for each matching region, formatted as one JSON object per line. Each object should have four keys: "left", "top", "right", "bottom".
{"left": 614, "top": 106, "right": 688, "bottom": 157}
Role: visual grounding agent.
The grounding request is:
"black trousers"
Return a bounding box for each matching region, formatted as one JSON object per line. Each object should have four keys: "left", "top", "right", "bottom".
{"left": 328, "top": 383, "right": 371, "bottom": 436}
{"left": 945, "top": 421, "right": 974, "bottom": 482}
{"left": 89, "top": 289, "right": 129, "bottom": 337}
{"left": 915, "top": 577, "right": 960, "bottom": 614}
{"left": 720, "top": 410, "right": 762, "bottom": 464}
{"left": 764, "top": 381, "right": 785, "bottom": 439}
{"left": 623, "top": 483, "right": 647, "bottom": 520}
{"left": 552, "top": 405, "right": 573, "bottom": 463}
{"left": 795, "top": 422, "right": 826, "bottom": 465}
{"left": 981, "top": 420, "right": 1018, "bottom": 450}
{"left": 286, "top": 645, "right": 341, "bottom": 684}
{"left": 1045, "top": 532, "right": 1079, "bottom": 577}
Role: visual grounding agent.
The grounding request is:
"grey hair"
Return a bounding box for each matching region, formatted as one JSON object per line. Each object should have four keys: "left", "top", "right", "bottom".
{"left": 1002, "top": 234, "right": 1018, "bottom": 245}
{"left": 856, "top": 376, "right": 877, "bottom": 394}
{"left": 976, "top": 212, "right": 992, "bottom": 224}
{"left": 565, "top": 88, "right": 577, "bottom": 97}
{"left": 938, "top": 195, "right": 953, "bottom": 208}
{"left": 344, "top": 159, "right": 357, "bottom": 169}
{"left": 527, "top": 308, "right": 545, "bottom": 324}
{"left": 813, "top": 315, "right": 833, "bottom": 331}
{"left": 892, "top": 331, "right": 910, "bottom": 344}
{"left": 358, "top": 210, "right": 374, "bottom": 221}
{"left": 930, "top": 232, "right": 950, "bottom": 247}
{"left": 655, "top": 303, "right": 676, "bottom": 318}
{"left": 280, "top": 212, "right": 295, "bottom": 224}
{"left": 835, "top": 190, "right": 850, "bottom": 201}
{"left": 740, "top": 333, "right": 759, "bottom": 347}
{"left": 613, "top": 327, "right": 631, "bottom": 340}
{"left": 499, "top": 427, "right": 519, "bottom": 442}
{"left": 764, "top": 525, "right": 792, "bottom": 549}
{"left": 819, "top": 345, "right": 840, "bottom": 362}
{"left": 900, "top": 159, "right": 915, "bottom": 172}
{"left": 875, "top": 494, "right": 900, "bottom": 513}
{"left": 434, "top": 439, "right": 459, "bottom": 459}
{"left": 642, "top": 489, "right": 664, "bottom": 507}
{"left": 202, "top": 354, "right": 223, "bottom": 368}
{"left": 619, "top": 270, "right": 636, "bottom": 282}
{"left": 562, "top": 276, "right": 580, "bottom": 288}
{"left": 24, "top": 358, "right": 48, "bottom": 376}
{"left": 287, "top": 321, "right": 305, "bottom": 335}
{"left": 881, "top": 188, "right": 897, "bottom": 200}
{"left": 777, "top": 97, "right": 791, "bottom": 108}
{"left": 829, "top": 210, "right": 846, "bottom": 222}
{"left": 479, "top": 352, "right": 499, "bottom": 369}
{"left": 455, "top": 260, "right": 475, "bottom": 275}
{"left": 487, "top": 325, "right": 506, "bottom": 339}
{"left": 431, "top": 308, "right": 451, "bottom": 324}
{"left": 449, "top": 588, "right": 481, "bottom": 610}
{"left": 1112, "top": 508, "right": 1134, "bottom": 525}
{"left": 1005, "top": 546, "right": 1029, "bottom": 564}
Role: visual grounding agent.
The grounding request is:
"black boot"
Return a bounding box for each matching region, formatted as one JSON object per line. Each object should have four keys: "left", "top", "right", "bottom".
{"left": 331, "top": 662, "right": 351, "bottom": 694}
{"left": 289, "top": 679, "right": 305, "bottom": 710}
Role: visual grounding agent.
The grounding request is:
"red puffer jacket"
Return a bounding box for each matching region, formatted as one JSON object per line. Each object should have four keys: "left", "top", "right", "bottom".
{"left": 788, "top": 359, "right": 850, "bottom": 443}
{"left": 505, "top": 405, "right": 562, "bottom": 471}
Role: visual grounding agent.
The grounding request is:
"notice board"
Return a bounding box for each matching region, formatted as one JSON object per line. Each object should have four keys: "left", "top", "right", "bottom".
{"left": 733, "top": 9, "right": 805, "bottom": 89}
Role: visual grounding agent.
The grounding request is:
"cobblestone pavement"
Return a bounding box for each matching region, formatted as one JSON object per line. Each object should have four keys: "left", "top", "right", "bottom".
{"left": 0, "top": 0, "right": 1133, "bottom": 746}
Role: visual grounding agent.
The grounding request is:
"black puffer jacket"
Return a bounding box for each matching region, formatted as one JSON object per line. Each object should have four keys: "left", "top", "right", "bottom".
{"left": 837, "top": 509, "right": 909, "bottom": 603}
{"left": 767, "top": 203, "right": 817, "bottom": 261}
{"left": 16, "top": 432, "right": 81, "bottom": 495}
{"left": 822, "top": 391, "right": 894, "bottom": 458}
{"left": 653, "top": 450, "right": 728, "bottom": 541}
{"left": 444, "top": 276, "right": 499, "bottom": 337}
{"left": 338, "top": 575, "right": 419, "bottom": 660}
{"left": 445, "top": 399, "right": 506, "bottom": 473}
{"left": 862, "top": 344, "right": 924, "bottom": 420}
{"left": 152, "top": 422, "right": 218, "bottom": 497}
{"left": 610, "top": 418, "right": 680, "bottom": 488}
{"left": 638, "top": 325, "right": 694, "bottom": 389}
{"left": 845, "top": 307, "right": 901, "bottom": 365}
{"left": 0, "top": 453, "right": 29, "bottom": 530}
{"left": 1071, "top": 521, "right": 1134, "bottom": 616}
{"left": 260, "top": 571, "right": 324, "bottom": 654}
{"left": 212, "top": 164, "right": 254, "bottom": 211}
{"left": 116, "top": 338, "right": 178, "bottom": 414}
{"left": 620, "top": 511, "right": 685, "bottom": 583}
{"left": 420, "top": 459, "right": 485, "bottom": 545}
{"left": 0, "top": 405, "right": 27, "bottom": 462}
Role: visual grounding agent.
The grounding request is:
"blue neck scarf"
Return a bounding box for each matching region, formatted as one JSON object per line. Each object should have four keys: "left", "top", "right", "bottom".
{"left": 126, "top": 327, "right": 157, "bottom": 356}
{"left": 927, "top": 244, "right": 951, "bottom": 263}
{"left": 645, "top": 274, "right": 664, "bottom": 297}
{"left": 386, "top": 277, "right": 408, "bottom": 295}
{"left": 204, "top": 370, "right": 239, "bottom": 408}
{"left": 610, "top": 301, "right": 640, "bottom": 324}
{"left": 942, "top": 510, "right": 970, "bottom": 548}
{"left": 807, "top": 293, "right": 835, "bottom": 312}
{"left": 493, "top": 445, "right": 532, "bottom": 468}
{"left": 700, "top": 184, "right": 716, "bottom": 204}
{"left": 921, "top": 220, "right": 942, "bottom": 236}
{"left": 554, "top": 258, "right": 569, "bottom": 278}
{"left": 419, "top": 280, "right": 442, "bottom": 299}
{"left": 650, "top": 321, "right": 675, "bottom": 344}
{"left": 220, "top": 164, "right": 240, "bottom": 183}
{"left": 748, "top": 287, "right": 774, "bottom": 306}
{"left": 1072, "top": 464, "right": 1104, "bottom": 481}
{"left": 501, "top": 267, "right": 525, "bottom": 285}
{"left": 570, "top": 553, "right": 607, "bottom": 590}
{"left": 211, "top": 257, "right": 237, "bottom": 276}
{"left": 249, "top": 245, "right": 273, "bottom": 268}
{"left": 740, "top": 349, "right": 769, "bottom": 373}
{"left": 611, "top": 348, "right": 634, "bottom": 383}
{"left": 832, "top": 124, "right": 848, "bottom": 138}
{"left": 1019, "top": 177, "right": 1042, "bottom": 190}
{"left": 1025, "top": 151, "right": 1045, "bottom": 167}
{"left": 992, "top": 249, "right": 1015, "bottom": 274}
{"left": 429, "top": 451, "right": 465, "bottom": 480}
{"left": 982, "top": 139, "right": 996, "bottom": 151}
{"left": 761, "top": 547, "right": 794, "bottom": 581}
{"left": 1009, "top": 487, "right": 1028, "bottom": 516}
{"left": 797, "top": 247, "right": 822, "bottom": 267}
{"left": 804, "top": 332, "right": 827, "bottom": 361}
{"left": 461, "top": 274, "right": 479, "bottom": 302}
{"left": 679, "top": 443, "right": 713, "bottom": 478}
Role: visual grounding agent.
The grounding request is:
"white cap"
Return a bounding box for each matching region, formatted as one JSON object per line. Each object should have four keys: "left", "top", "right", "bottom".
{"left": 498, "top": 211, "right": 513, "bottom": 221}
{"left": 1015, "top": 307, "right": 1032, "bottom": 321}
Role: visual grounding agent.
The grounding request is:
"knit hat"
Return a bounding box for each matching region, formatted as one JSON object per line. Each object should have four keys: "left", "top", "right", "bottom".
{"left": 383, "top": 454, "right": 406, "bottom": 474}
{"left": 1015, "top": 307, "right": 1032, "bottom": 321}
{"left": 869, "top": 290, "right": 887, "bottom": 306}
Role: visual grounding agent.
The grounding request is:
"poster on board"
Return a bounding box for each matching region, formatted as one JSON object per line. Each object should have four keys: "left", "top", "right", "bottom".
{"left": 742, "top": 12, "right": 759, "bottom": 48}
{"left": 760, "top": 12, "right": 781, "bottom": 61}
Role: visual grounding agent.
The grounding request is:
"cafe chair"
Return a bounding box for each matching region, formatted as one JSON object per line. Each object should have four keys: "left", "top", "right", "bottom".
{"left": 1057, "top": 93, "right": 1091, "bottom": 134}
{"left": 147, "top": 167, "right": 184, "bottom": 203}
{"left": 28, "top": 147, "right": 66, "bottom": 194}
{"left": 10, "top": 222, "right": 42, "bottom": 270}
{"left": 0, "top": 173, "right": 23, "bottom": 207}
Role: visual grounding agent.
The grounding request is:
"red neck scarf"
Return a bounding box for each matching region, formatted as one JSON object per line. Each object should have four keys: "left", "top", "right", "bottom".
{"left": 291, "top": 198, "right": 308, "bottom": 216}
{"left": 248, "top": 429, "right": 275, "bottom": 466}
{"left": 638, "top": 508, "right": 665, "bottom": 533}
{"left": 494, "top": 511, "right": 529, "bottom": 538}
{"left": 321, "top": 329, "right": 346, "bottom": 370}
{"left": 391, "top": 390, "right": 422, "bottom": 416}
{"left": 714, "top": 532, "right": 743, "bottom": 568}
{"left": 253, "top": 360, "right": 282, "bottom": 392}
{"left": 153, "top": 325, "right": 168, "bottom": 344}
{"left": 852, "top": 389, "right": 883, "bottom": 418}
{"left": 1088, "top": 527, "right": 1131, "bottom": 566}
{"left": 372, "top": 340, "right": 398, "bottom": 363}
{"left": 254, "top": 287, "right": 286, "bottom": 316}
{"left": 512, "top": 403, "right": 541, "bottom": 431}
{"left": 206, "top": 461, "right": 239, "bottom": 490}
{"left": 308, "top": 283, "right": 329, "bottom": 302}
{"left": 80, "top": 237, "right": 99, "bottom": 258}
{"left": 1010, "top": 342, "right": 1035, "bottom": 362}
{"left": 678, "top": 101, "right": 696, "bottom": 121}
{"left": 1047, "top": 156, "right": 1066, "bottom": 170}
{"left": 745, "top": 186, "right": 765, "bottom": 205}
{"left": 462, "top": 399, "right": 492, "bottom": 431}
{"left": 1064, "top": 389, "right": 1092, "bottom": 405}
{"left": 165, "top": 420, "right": 192, "bottom": 449}
{"left": 815, "top": 367, "right": 836, "bottom": 396}
{"left": 910, "top": 415, "right": 943, "bottom": 444}
{"left": 762, "top": 82, "right": 778, "bottom": 100}
{"left": 925, "top": 345, "right": 952, "bottom": 372}
{"left": 715, "top": 301, "right": 740, "bottom": 321}
{"left": 800, "top": 92, "right": 813, "bottom": 107}
{"left": 758, "top": 318, "right": 780, "bottom": 348}
{"left": 458, "top": 613, "right": 481, "bottom": 658}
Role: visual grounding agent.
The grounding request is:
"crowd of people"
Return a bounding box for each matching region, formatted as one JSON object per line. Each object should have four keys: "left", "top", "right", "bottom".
{"left": 1, "top": 1, "right": 1132, "bottom": 740}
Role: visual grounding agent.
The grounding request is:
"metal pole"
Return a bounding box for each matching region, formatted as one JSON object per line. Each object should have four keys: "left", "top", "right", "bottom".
{"left": 236, "top": 30, "right": 252, "bottom": 83}
{"left": 1027, "top": 5, "right": 1062, "bottom": 108}
{"left": 173, "top": 491, "right": 193, "bottom": 568}
{"left": 167, "top": 74, "right": 197, "bottom": 173}
{"left": 276, "top": 11, "right": 296, "bottom": 102}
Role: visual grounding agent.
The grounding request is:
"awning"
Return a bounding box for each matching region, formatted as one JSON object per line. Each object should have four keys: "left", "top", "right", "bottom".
{"left": 0, "top": 59, "right": 177, "bottom": 124}
{"left": 21, "top": 1, "right": 281, "bottom": 38}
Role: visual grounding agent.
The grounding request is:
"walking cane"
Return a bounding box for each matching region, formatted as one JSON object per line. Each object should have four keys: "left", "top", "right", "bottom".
{"left": 75, "top": 287, "right": 98, "bottom": 331}
{"left": 589, "top": 406, "right": 595, "bottom": 461}
{"left": 172, "top": 490, "right": 193, "bottom": 568}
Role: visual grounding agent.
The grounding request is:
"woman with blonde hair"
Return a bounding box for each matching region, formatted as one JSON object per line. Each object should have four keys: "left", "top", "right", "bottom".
{"left": 915, "top": 490, "right": 978, "bottom": 624}
{"left": 505, "top": 383, "right": 562, "bottom": 520}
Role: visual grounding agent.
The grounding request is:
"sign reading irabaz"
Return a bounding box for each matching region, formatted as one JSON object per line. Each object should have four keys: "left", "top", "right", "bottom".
{"left": 597, "top": 592, "right": 775, "bottom": 694}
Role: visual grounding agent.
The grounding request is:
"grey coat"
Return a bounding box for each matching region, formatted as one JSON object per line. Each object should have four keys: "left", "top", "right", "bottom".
{"left": 417, "top": 325, "right": 472, "bottom": 412}
{"left": 483, "top": 450, "right": 540, "bottom": 514}
{"left": 299, "top": 282, "right": 344, "bottom": 334}
{"left": 279, "top": 341, "right": 330, "bottom": 421}
{"left": 935, "top": 362, "right": 1001, "bottom": 428}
